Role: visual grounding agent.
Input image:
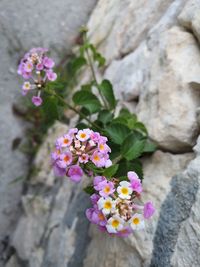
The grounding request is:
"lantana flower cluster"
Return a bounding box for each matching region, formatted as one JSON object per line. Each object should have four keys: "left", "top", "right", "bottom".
{"left": 18, "top": 47, "right": 57, "bottom": 106}
{"left": 86, "top": 171, "right": 155, "bottom": 237}
{"left": 51, "top": 128, "right": 112, "bottom": 183}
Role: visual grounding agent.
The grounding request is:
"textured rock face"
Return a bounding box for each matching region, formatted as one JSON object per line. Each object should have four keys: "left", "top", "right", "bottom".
{"left": 5, "top": 0, "right": 200, "bottom": 266}
{"left": 0, "top": 0, "right": 97, "bottom": 265}
{"left": 83, "top": 151, "right": 193, "bottom": 267}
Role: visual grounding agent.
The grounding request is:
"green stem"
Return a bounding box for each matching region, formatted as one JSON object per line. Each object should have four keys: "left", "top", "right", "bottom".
{"left": 113, "top": 155, "right": 123, "bottom": 164}
{"left": 83, "top": 35, "right": 108, "bottom": 109}
{"left": 47, "top": 90, "right": 102, "bottom": 131}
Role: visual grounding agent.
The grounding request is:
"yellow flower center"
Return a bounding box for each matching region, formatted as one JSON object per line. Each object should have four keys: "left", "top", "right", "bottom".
{"left": 64, "top": 155, "right": 70, "bottom": 162}
{"left": 104, "top": 201, "right": 112, "bottom": 209}
{"left": 64, "top": 138, "right": 69, "bottom": 144}
{"left": 133, "top": 217, "right": 140, "bottom": 225}
{"left": 111, "top": 219, "right": 120, "bottom": 228}
{"left": 99, "top": 144, "right": 104, "bottom": 150}
{"left": 80, "top": 133, "right": 86, "bottom": 138}
{"left": 104, "top": 186, "right": 110, "bottom": 193}
{"left": 98, "top": 213, "right": 105, "bottom": 221}
{"left": 94, "top": 155, "right": 100, "bottom": 161}
{"left": 121, "top": 187, "right": 129, "bottom": 195}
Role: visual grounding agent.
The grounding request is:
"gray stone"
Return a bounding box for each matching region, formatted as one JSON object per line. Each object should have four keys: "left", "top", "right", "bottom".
{"left": 83, "top": 151, "right": 193, "bottom": 267}
{"left": 178, "top": 0, "right": 200, "bottom": 45}
{"left": 0, "top": 0, "right": 97, "bottom": 264}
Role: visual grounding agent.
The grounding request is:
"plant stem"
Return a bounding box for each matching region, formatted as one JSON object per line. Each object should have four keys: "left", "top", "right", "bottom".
{"left": 113, "top": 155, "right": 123, "bottom": 164}
{"left": 83, "top": 35, "right": 108, "bottom": 109}
{"left": 47, "top": 90, "right": 102, "bottom": 131}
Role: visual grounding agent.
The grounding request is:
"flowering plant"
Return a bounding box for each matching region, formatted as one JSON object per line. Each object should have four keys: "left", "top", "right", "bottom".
{"left": 17, "top": 28, "right": 156, "bottom": 236}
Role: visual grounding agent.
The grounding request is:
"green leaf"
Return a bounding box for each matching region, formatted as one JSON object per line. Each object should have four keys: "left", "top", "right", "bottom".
{"left": 100, "top": 80, "right": 116, "bottom": 110}
{"left": 84, "top": 185, "right": 95, "bottom": 195}
{"left": 42, "top": 95, "right": 59, "bottom": 123}
{"left": 143, "top": 140, "right": 157, "bottom": 153}
{"left": 121, "top": 133, "right": 146, "bottom": 160}
{"left": 116, "top": 159, "right": 143, "bottom": 179}
{"left": 70, "top": 56, "right": 87, "bottom": 75}
{"left": 106, "top": 123, "right": 130, "bottom": 145}
{"left": 134, "top": 122, "right": 148, "bottom": 135}
{"left": 103, "top": 164, "right": 119, "bottom": 178}
{"left": 98, "top": 110, "right": 113, "bottom": 124}
{"left": 73, "top": 90, "right": 101, "bottom": 113}
{"left": 89, "top": 44, "right": 106, "bottom": 67}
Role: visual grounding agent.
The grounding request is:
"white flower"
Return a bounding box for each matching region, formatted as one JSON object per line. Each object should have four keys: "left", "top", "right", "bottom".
{"left": 106, "top": 215, "right": 124, "bottom": 234}
{"left": 76, "top": 129, "right": 90, "bottom": 142}
{"left": 117, "top": 181, "right": 133, "bottom": 199}
{"left": 22, "top": 81, "right": 31, "bottom": 91}
{"left": 97, "top": 197, "right": 115, "bottom": 215}
{"left": 129, "top": 213, "right": 145, "bottom": 231}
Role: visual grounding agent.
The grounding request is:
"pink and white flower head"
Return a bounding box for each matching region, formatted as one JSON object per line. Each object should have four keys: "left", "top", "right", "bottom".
{"left": 86, "top": 172, "right": 155, "bottom": 237}
{"left": 18, "top": 47, "right": 57, "bottom": 106}
{"left": 51, "top": 128, "right": 111, "bottom": 182}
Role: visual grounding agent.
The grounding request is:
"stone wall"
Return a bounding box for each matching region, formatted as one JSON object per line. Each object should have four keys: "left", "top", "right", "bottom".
{"left": 5, "top": 0, "right": 200, "bottom": 266}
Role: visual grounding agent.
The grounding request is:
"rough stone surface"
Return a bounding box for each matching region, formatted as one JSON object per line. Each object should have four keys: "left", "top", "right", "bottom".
{"left": 11, "top": 122, "right": 91, "bottom": 267}
{"left": 83, "top": 151, "right": 193, "bottom": 267}
{"left": 0, "top": 0, "right": 97, "bottom": 265}
{"left": 4, "top": 0, "right": 200, "bottom": 266}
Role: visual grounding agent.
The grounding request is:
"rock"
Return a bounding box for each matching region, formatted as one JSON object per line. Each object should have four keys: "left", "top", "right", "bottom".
{"left": 87, "top": 0, "right": 187, "bottom": 63}
{"left": 170, "top": 137, "right": 200, "bottom": 267}
{"left": 83, "top": 151, "right": 193, "bottom": 267}
{"left": 0, "top": 1, "right": 97, "bottom": 263}
{"left": 137, "top": 26, "right": 200, "bottom": 152}
{"left": 178, "top": 0, "right": 200, "bottom": 45}
{"left": 149, "top": 136, "right": 200, "bottom": 267}
{"left": 11, "top": 122, "right": 91, "bottom": 267}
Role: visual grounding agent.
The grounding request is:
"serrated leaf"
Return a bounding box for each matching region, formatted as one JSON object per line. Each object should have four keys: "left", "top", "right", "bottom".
{"left": 73, "top": 90, "right": 101, "bottom": 113}
{"left": 98, "top": 110, "right": 113, "bottom": 124}
{"left": 143, "top": 140, "right": 157, "bottom": 153}
{"left": 100, "top": 80, "right": 116, "bottom": 110}
{"left": 106, "top": 123, "right": 130, "bottom": 145}
{"left": 121, "top": 133, "right": 146, "bottom": 160}
{"left": 70, "top": 56, "right": 87, "bottom": 75}
{"left": 103, "top": 164, "right": 119, "bottom": 178}
{"left": 134, "top": 122, "right": 148, "bottom": 135}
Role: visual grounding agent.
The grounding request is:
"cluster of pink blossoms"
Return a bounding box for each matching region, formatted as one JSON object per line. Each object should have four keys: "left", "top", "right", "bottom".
{"left": 18, "top": 48, "right": 57, "bottom": 106}
{"left": 86, "top": 171, "right": 155, "bottom": 237}
{"left": 51, "top": 128, "right": 112, "bottom": 183}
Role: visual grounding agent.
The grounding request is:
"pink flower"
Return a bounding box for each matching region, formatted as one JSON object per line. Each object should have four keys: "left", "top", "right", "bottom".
{"left": 91, "top": 151, "right": 106, "bottom": 167}
{"left": 32, "top": 96, "right": 43, "bottom": 106}
{"left": 105, "top": 159, "right": 112, "bottom": 168}
{"left": 93, "top": 176, "right": 105, "bottom": 191}
{"left": 76, "top": 129, "right": 91, "bottom": 142}
{"left": 144, "top": 201, "right": 155, "bottom": 219}
{"left": 85, "top": 208, "right": 107, "bottom": 226}
{"left": 98, "top": 142, "right": 111, "bottom": 154}
{"left": 36, "top": 63, "right": 44, "bottom": 70}
{"left": 46, "top": 70, "right": 57, "bottom": 81}
{"left": 68, "top": 165, "right": 83, "bottom": 183}
{"left": 116, "top": 227, "right": 132, "bottom": 237}
{"left": 90, "top": 194, "right": 100, "bottom": 205}
{"left": 68, "top": 128, "right": 78, "bottom": 136}
{"left": 56, "top": 134, "right": 72, "bottom": 148}
{"left": 90, "top": 131, "right": 101, "bottom": 142}
{"left": 79, "top": 153, "right": 89, "bottom": 163}
{"left": 128, "top": 171, "right": 142, "bottom": 193}
{"left": 24, "top": 61, "right": 33, "bottom": 72}
{"left": 57, "top": 152, "right": 72, "bottom": 168}
{"left": 53, "top": 165, "right": 66, "bottom": 177}
{"left": 127, "top": 171, "right": 139, "bottom": 181}
{"left": 98, "top": 180, "right": 115, "bottom": 197}
{"left": 43, "top": 56, "right": 55, "bottom": 68}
